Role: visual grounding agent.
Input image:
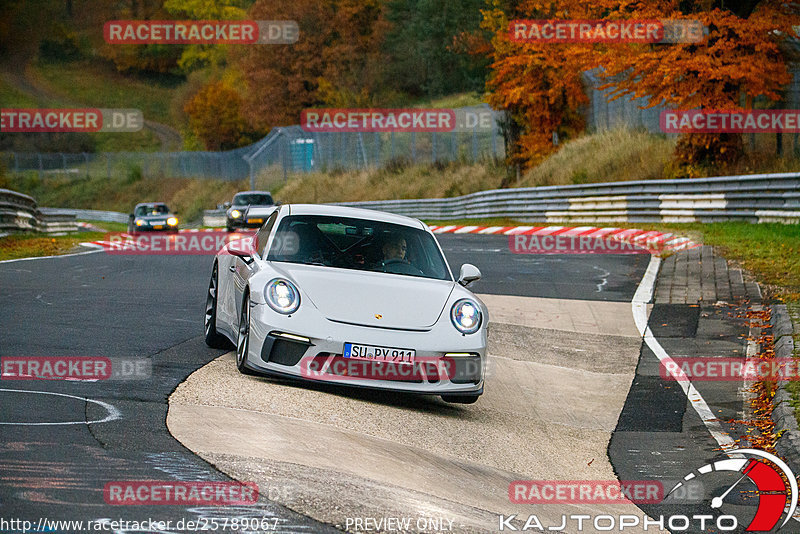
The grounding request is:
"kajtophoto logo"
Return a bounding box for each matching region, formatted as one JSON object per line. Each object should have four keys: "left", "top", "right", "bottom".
{"left": 666, "top": 449, "right": 798, "bottom": 532}
{"left": 499, "top": 449, "right": 797, "bottom": 531}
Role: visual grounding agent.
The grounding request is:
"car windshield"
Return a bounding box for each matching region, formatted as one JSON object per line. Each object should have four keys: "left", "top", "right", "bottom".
{"left": 135, "top": 205, "right": 169, "bottom": 216}
{"left": 267, "top": 215, "right": 451, "bottom": 281}
{"left": 233, "top": 194, "right": 273, "bottom": 206}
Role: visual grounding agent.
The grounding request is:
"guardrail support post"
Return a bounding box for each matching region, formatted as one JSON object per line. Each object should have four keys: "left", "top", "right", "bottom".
{"left": 375, "top": 132, "right": 380, "bottom": 168}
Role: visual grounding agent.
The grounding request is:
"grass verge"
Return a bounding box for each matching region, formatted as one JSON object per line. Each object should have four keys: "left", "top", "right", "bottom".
{"left": 273, "top": 161, "right": 506, "bottom": 203}
{"left": 32, "top": 60, "right": 182, "bottom": 126}
{"left": 0, "top": 231, "right": 106, "bottom": 261}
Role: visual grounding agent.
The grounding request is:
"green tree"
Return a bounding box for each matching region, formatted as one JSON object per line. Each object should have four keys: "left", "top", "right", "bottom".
{"left": 163, "top": 0, "right": 254, "bottom": 72}
{"left": 382, "top": 0, "right": 488, "bottom": 98}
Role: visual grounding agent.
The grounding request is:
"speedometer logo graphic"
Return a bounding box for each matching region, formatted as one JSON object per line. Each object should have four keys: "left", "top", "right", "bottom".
{"left": 667, "top": 449, "right": 798, "bottom": 531}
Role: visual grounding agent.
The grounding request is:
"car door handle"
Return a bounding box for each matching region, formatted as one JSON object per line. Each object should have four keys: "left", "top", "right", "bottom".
{"left": 229, "top": 266, "right": 236, "bottom": 272}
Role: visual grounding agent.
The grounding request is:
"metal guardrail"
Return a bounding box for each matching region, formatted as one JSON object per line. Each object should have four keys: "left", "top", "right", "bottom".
{"left": 38, "top": 208, "right": 130, "bottom": 224}
{"left": 0, "top": 191, "right": 119, "bottom": 233}
{"left": 203, "top": 210, "right": 226, "bottom": 228}
{"left": 0, "top": 188, "right": 41, "bottom": 232}
{"left": 335, "top": 173, "right": 800, "bottom": 224}
{"left": 8, "top": 173, "right": 800, "bottom": 233}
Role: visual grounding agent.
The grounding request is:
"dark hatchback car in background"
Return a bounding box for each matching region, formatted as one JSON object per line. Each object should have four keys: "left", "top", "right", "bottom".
{"left": 225, "top": 190, "right": 275, "bottom": 232}
{"left": 128, "top": 202, "right": 180, "bottom": 233}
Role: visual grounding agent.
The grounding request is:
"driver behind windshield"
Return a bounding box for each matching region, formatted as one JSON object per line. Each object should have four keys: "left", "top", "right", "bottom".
{"left": 381, "top": 234, "right": 407, "bottom": 263}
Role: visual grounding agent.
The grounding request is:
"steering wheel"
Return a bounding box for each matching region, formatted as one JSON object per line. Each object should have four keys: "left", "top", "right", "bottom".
{"left": 382, "top": 258, "right": 424, "bottom": 276}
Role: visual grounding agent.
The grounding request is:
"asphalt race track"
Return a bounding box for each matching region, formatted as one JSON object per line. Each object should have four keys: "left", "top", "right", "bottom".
{"left": 0, "top": 234, "right": 766, "bottom": 533}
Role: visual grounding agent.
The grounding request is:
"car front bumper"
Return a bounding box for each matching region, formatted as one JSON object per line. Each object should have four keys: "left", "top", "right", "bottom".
{"left": 227, "top": 217, "right": 264, "bottom": 229}
{"left": 131, "top": 225, "right": 179, "bottom": 232}
{"left": 244, "top": 303, "right": 486, "bottom": 395}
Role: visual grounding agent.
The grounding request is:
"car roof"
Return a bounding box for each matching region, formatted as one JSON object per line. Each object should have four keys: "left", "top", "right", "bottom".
{"left": 135, "top": 202, "right": 168, "bottom": 208}
{"left": 284, "top": 204, "right": 427, "bottom": 230}
{"left": 234, "top": 191, "right": 272, "bottom": 196}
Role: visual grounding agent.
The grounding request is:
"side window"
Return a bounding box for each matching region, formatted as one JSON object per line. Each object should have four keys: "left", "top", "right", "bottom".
{"left": 255, "top": 211, "right": 278, "bottom": 258}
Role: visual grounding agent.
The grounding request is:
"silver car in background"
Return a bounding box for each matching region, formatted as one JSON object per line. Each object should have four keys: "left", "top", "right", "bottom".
{"left": 204, "top": 204, "right": 488, "bottom": 403}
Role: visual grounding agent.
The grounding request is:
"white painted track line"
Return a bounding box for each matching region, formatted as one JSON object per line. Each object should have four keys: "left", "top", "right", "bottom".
{"left": 631, "top": 255, "right": 737, "bottom": 452}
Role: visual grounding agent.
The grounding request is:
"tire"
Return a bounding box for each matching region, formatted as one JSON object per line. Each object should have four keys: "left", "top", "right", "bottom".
{"left": 235, "top": 291, "right": 258, "bottom": 375}
{"left": 226, "top": 224, "right": 235, "bottom": 233}
{"left": 204, "top": 262, "right": 232, "bottom": 349}
{"left": 441, "top": 394, "right": 480, "bottom": 404}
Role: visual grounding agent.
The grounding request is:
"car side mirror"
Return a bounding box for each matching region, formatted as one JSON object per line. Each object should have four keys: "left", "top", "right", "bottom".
{"left": 458, "top": 264, "right": 481, "bottom": 287}
{"left": 223, "top": 202, "right": 231, "bottom": 209}
{"left": 227, "top": 238, "right": 254, "bottom": 264}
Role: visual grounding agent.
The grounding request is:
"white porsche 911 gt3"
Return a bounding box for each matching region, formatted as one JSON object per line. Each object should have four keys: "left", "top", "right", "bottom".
{"left": 204, "top": 204, "right": 488, "bottom": 403}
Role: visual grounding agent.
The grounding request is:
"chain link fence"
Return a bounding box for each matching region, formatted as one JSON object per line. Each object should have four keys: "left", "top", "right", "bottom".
{"left": 1, "top": 105, "right": 505, "bottom": 187}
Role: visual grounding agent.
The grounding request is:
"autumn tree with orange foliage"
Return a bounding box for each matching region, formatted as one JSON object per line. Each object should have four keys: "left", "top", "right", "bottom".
{"left": 589, "top": 0, "right": 800, "bottom": 171}
{"left": 480, "top": 0, "right": 800, "bottom": 171}
{"left": 184, "top": 80, "right": 253, "bottom": 150}
{"left": 480, "top": 0, "right": 599, "bottom": 170}
{"left": 237, "top": 0, "right": 388, "bottom": 130}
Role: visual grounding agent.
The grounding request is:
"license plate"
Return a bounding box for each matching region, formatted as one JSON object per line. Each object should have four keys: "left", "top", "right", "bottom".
{"left": 152, "top": 225, "right": 163, "bottom": 230}
{"left": 248, "top": 218, "right": 263, "bottom": 224}
{"left": 344, "top": 343, "right": 415, "bottom": 364}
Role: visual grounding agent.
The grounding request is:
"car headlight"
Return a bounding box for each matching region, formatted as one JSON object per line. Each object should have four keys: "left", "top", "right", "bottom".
{"left": 230, "top": 209, "right": 242, "bottom": 219}
{"left": 167, "top": 217, "right": 178, "bottom": 226}
{"left": 265, "top": 278, "right": 300, "bottom": 315}
{"left": 450, "top": 299, "right": 481, "bottom": 334}
{"left": 135, "top": 219, "right": 145, "bottom": 226}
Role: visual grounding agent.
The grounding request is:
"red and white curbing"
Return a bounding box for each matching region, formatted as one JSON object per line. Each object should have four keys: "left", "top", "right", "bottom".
{"left": 427, "top": 224, "right": 700, "bottom": 254}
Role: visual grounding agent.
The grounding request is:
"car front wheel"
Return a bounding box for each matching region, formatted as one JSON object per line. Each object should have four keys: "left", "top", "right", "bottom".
{"left": 204, "top": 262, "right": 232, "bottom": 349}
{"left": 236, "top": 292, "right": 258, "bottom": 375}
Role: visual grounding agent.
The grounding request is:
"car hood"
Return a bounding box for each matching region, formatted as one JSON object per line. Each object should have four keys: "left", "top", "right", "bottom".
{"left": 272, "top": 263, "right": 455, "bottom": 330}
{"left": 244, "top": 206, "right": 274, "bottom": 217}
